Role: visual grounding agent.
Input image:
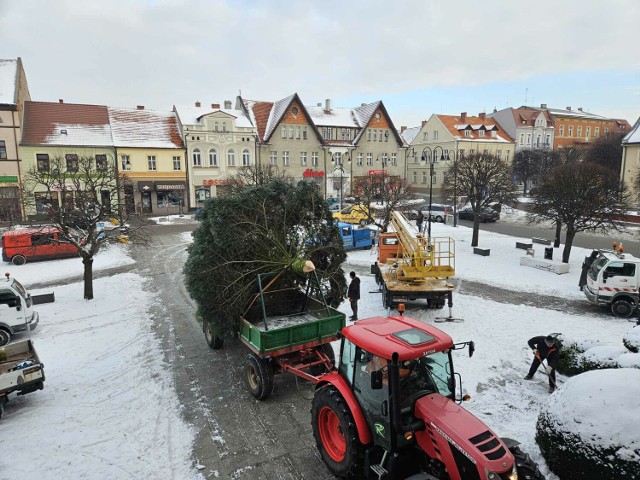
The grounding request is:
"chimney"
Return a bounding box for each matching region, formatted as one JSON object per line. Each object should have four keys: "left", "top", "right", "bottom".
{"left": 540, "top": 103, "right": 547, "bottom": 109}
{"left": 361, "top": 103, "right": 366, "bottom": 107}
{"left": 325, "top": 99, "right": 331, "bottom": 112}
{"left": 136, "top": 105, "right": 144, "bottom": 110}
{"left": 224, "top": 100, "right": 232, "bottom": 109}
{"left": 479, "top": 112, "right": 486, "bottom": 121}
{"left": 211, "top": 103, "right": 220, "bottom": 109}
{"left": 578, "top": 107, "right": 583, "bottom": 112}
{"left": 317, "top": 103, "right": 322, "bottom": 107}
{"left": 421, "top": 120, "right": 427, "bottom": 127}
{"left": 566, "top": 106, "right": 572, "bottom": 111}
{"left": 195, "top": 101, "right": 201, "bottom": 107}
{"left": 461, "top": 112, "right": 467, "bottom": 121}
{"left": 400, "top": 126, "right": 407, "bottom": 133}
{"left": 58, "top": 99, "right": 64, "bottom": 103}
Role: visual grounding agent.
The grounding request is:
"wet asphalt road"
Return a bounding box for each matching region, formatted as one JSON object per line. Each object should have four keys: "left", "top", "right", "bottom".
{"left": 46, "top": 221, "right": 610, "bottom": 478}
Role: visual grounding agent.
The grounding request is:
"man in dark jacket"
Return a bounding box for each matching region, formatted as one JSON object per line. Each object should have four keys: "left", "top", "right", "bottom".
{"left": 525, "top": 335, "right": 560, "bottom": 393}
{"left": 347, "top": 271, "right": 361, "bottom": 320}
{"left": 579, "top": 250, "right": 598, "bottom": 291}
{"left": 416, "top": 211, "right": 424, "bottom": 234}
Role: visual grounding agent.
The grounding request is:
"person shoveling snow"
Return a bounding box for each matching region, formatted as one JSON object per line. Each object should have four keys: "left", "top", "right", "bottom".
{"left": 524, "top": 335, "right": 560, "bottom": 393}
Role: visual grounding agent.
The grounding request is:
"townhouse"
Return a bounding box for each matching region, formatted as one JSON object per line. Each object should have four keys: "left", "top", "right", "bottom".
{"left": 620, "top": 118, "right": 640, "bottom": 202}
{"left": 239, "top": 94, "right": 405, "bottom": 201}
{"left": 173, "top": 100, "right": 256, "bottom": 208}
{"left": 405, "top": 112, "right": 515, "bottom": 199}
{"left": 0, "top": 58, "right": 30, "bottom": 221}
{"left": 489, "top": 106, "right": 554, "bottom": 151}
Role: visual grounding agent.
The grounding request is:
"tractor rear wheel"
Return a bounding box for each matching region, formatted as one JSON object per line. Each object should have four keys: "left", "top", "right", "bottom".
{"left": 509, "top": 445, "right": 545, "bottom": 480}
{"left": 311, "top": 385, "right": 363, "bottom": 477}
{"left": 309, "top": 343, "right": 336, "bottom": 376}
{"left": 611, "top": 299, "right": 635, "bottom": 318}
{"left": 204, "top": 321, "right": 224, "bottom": 349}
{"left": 244, "top": 352, "right": 274, "bottom": 400}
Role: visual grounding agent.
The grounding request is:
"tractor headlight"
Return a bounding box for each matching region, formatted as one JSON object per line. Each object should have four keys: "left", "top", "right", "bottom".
{"left": 485, "top": 464, "right": 518, "bottom": 480}
{"left": 486, "top": 472, "right": 500, "bottom": 480}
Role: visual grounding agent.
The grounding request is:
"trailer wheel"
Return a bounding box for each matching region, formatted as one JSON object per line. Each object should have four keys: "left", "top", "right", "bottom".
{"left": 310, "top": 343, "right": 336, "bottom": 376}
{"left": 204, "top": 321, "right": 224, "bottom": 349}
{"left": 381, "top": 285, "right": 391, "bottom": 309}
{"left": 0, "top": 329, "right": 10, "bottom": 347}
{"left": 244, "top": 353, "right": 274, "bottom": 400}
{"left": 611, "top": 299, "right": 635, "bottom": 318}
{"left": 311, "top": 385, "right": 363, "bottom": 477}
{"left": 509, "top": 445, "right": 545, "bottom": 480}
{"left": 11, "top": 255, "right": 26, "bottom": 266}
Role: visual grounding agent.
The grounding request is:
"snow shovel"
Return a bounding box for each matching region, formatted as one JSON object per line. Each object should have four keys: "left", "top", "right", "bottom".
{"left": 535, "top": 352, "right": 558, "bottom": 389}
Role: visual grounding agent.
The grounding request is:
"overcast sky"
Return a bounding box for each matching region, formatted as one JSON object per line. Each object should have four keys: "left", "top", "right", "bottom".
{"left": 1, "top": 0, "right": 639, "bottom": 127}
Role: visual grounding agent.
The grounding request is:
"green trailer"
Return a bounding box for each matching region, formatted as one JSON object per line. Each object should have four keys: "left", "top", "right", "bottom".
{"left": 203, "top": 270, "right": 346, "bottom": 400}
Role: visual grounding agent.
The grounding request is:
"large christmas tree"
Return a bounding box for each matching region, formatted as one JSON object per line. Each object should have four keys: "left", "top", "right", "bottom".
{"left": 184, "top": 179, "right": 347, "bottom": 336}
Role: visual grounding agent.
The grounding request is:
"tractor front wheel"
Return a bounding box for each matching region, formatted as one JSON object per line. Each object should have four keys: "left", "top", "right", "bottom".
{"left": 244, "top": 353, "right": 274, "bottom": 400}
{"left": 509, "top": 445, "right": 545, "bottom": 480}
{"left": 204, "top": 321, "right": 224, "bottom": 349}
{"left": 311, "top": 385, "right": 363, "bottom": 477}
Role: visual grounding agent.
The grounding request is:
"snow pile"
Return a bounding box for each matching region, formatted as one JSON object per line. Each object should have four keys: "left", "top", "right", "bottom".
{"left": 623, "top": 324, "right": 640, "bottom": 352}
{"left": 556, "top": 333, "right": 640, "bottom": 374}
{"left": 0, "top": 273, "right": 197, "bottom": 479}
{"left": 536, "top": 369, "right": 640, "bottom": 479}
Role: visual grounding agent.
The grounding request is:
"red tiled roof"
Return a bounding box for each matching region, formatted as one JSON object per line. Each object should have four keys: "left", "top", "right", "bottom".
{"left": 436, "top": 114, "right": 512, "bottom": 143}
{"left": 250, "top": 101, "right": 274, "bottom": 142}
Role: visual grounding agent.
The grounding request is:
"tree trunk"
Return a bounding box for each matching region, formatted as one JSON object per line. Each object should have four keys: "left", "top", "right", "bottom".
{"left": 471, "top": 219, "right": 480, "bottom": 247}
{"left": 562, "top": 228, "right": 575, "bottom": 263}
{"left": 83, "top": 256, "right": 94, "bottom": 300}
{"left": 554, "top": 221, "right": 562, "bottom": 248}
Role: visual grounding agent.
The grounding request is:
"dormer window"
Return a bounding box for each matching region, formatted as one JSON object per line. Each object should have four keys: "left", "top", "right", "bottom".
{"left": 478, "top": 130, "right": 485, "bottom": 137}
{"left": 464, "top": 130, "right": 471, "bottom": 138}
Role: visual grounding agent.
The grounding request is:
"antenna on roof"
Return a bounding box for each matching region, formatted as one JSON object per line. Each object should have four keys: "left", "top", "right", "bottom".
{"left": 524, "top": 88, "right": 528, "bottom": 106}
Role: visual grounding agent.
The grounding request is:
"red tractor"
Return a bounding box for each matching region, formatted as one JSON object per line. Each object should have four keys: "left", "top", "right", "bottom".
{"left": 311, "top": 313, "right": 544, "bottom": 479}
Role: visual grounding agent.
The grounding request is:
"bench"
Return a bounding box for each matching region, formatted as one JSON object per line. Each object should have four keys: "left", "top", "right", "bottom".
{"left": 532, "top": 237, "right": 551, "bottom": 245}
{"left": 520, "top": 256, "right": 569, "bottom": 274}
{"left": 516, "top": 242, "right": 533, "bottom": 250}
{"left": 473, "top": 247, "right": 490, "bottom": 256}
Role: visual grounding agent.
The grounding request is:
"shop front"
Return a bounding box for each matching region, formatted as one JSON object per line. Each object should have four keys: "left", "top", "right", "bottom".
{"left": 136, "top": 181, "right": 186, "bottom": 215}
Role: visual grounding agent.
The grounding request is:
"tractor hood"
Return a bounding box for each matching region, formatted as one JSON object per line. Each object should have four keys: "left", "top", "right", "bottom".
{"left": 414, "top": 394, "right": 514, "bottom": 473}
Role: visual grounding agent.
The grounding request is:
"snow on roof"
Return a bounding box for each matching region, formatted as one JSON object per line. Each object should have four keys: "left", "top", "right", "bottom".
{"left": 541, "top": 368, "right": 640, "bottom": 457}
{"left": 44, "top": 122, "right": 113, "bottom": 146}
{"left": 108, "top": 107, "right": 184, "bottom": 149}
{"left": 174, "top": 104, "right": 253, "bottom": 128}
{"left": 306, "top": 105, "right": 357, "bottom": 127}
{"left": 264, "top": 93, "right": 296, "bottom": 141}
{"left": 623, "top": 117, "right": 640, "bottom": 144}
{"left": 0, "top": 59, "right": 17, "bottom": 105}
{"left": 544, "top": 107, "right": 608, "bottom": 120}
{"left": 400, "top": 126, "right": 420, "bottom": 145}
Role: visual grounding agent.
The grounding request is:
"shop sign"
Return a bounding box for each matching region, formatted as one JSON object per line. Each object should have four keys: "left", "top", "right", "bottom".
{"left": 303, "top": 168, "right": 324, "bottom": 178}
{"left": 202, "top": 179, "right": 229, "bottom": 186}
{"left": 368, "top": 170, "right": 386, "bottom": 176}
{"left": 155, "top": 182, "right": 186, "bottom": 191}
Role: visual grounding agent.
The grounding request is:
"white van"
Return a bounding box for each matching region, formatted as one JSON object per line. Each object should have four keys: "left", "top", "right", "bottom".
{"left": 0, "top": 274, "right": 39, "bottom": 346}
{"left": 584, "top": 250, "right": 640, "bottom": 317}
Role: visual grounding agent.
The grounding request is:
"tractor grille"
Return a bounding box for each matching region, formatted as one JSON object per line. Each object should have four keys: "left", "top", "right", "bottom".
{"left": 449, "top": 444, "right": 481, "bottom": 480}
{"left": 469, "top": 430, "right": 507, "bottom": 462}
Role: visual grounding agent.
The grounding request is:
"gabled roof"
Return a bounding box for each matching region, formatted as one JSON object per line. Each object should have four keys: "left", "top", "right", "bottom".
{"left": 400, "top": 126, "right": 420, "bottom": 145}
{"left": 108, "top": 107, "right": 184, "bottom": 149}
{"left": 174, "top": 104, "right": 253, "bottom": 128}
{"left": 622, "top": 117, "right": 640, "bottom": 144}
{"left": 510, "top": 107, "right": 553, "bottom": 127}
{"left": 615, "top": 119, "right": 632, "bottom": 130}
{"left": 264, "top": 93, "right": 296, "bottom": 141}
{"left": 0, "top": 59, "right": 18, "bottom": 105}
{"left": 22, "top": 101, "right": 113, "bottom": 147}
{"left": 353, "top": 101, "right": 405, "bottom": 146}
{"left": 436, "top": 114, "right": 512, "bottom": 143}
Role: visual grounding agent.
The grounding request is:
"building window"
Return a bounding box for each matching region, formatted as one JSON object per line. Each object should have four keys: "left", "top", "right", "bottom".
{"left": 586, "top": 127, "right": 591, "bottom": 138}
{"left": 300, "top": 152, "right": 307, "bottom": 166}
{"left": 536, "top": 135, "right": 541, "bottom": 147}
{"left": 483, "top": 149, "right": 488, "bottom": 155}
{"left": 289, "top": 126, "right": 294, "bottom": 139}
{"left": 491, "top": 130, "right": 497, "bottom": 138}
{"left": 478, "top": 130, "right": 485, "bottom": 138}
{"left": 296, "top": 126, "right": 301, "bottom": 139}
{"left": 222, "top": 123, "right": 226, "bottom": 132}
{"left": 433, "top": 130, "right": 439, "bottom": 139}
{"left": 283, "top": 151, "right": 289, "bottom": 166}
{"left": 545, "top": 135, "right": 550, "bottom": 146}
{"left": 35, "top": 192, "right": 58, "bottom": 215}
{"left": 0, "top": 140, "right": 6, "bottom": 159}
{"left": 382, "top": 153, "right": 388, "bottom": 166}
{"left": 373, "top": 130, "right": 377, "bottom": 142}
{"left": 282, "top": 126, "right": 287, "bottom": 139}
{"left": 311, "top": 152, "right": 318, "bottom": 166}
{"left": 366, "top": 153, "right": 373, "bottom": 166}
{"left": 604, "top": 128, "right": 609, "bottom": 135}
{"left": 227, "top": 149, "right": 236, "bottom": 166}
{"left": 559, "top": 126, "right": 564, "bottom": 137}
{"left": 384, "top": 130, "right": 389, "bottom": 142}
{"left": 214, "top": 122, "right": 219, "bottom": 132}
{"left": 121, "top": 155, "right": 131, "bottom": 171}
{"left": 193, "top": 149, "right": 202, "bottom": 166}
{"left": 147, "top": 155, "right": 156, "bottom": 171}
{"left": 433, "top": 173, "right": 437, "bottom": 184}
{"left": 357, "top": 153, "right": 363, "bottom": 166}
{"left": 595, "top": 127, "right": 599, "bottom": 137}
{"left": 568, "top": 126, "right": 573, "bottom": 137}
{"left": 323, "top": 127, "right": 331, "bottom": 140}
{"left": 412, "top": 171, "right": 417, "bottom": 183}
{"left": 341, "top": 129, "right": 349, "bottom": 141}
{"left": 496, "top": 150, "right": 501, "bottom": 159}
{"left": 37, "top": 153, "right": 50, "bottom": 173}
{"left": 577, "top": 126, "right": 582, "bottom": 137}
{"left": 367, "top": 130, "right": 371, "bottom": 141}
{"left": 422, "top": 171, "right": 427, "bottom": 184}
{"left": 302, "top": 127, "right": 308, "bottom": 140}
{"left": 173, "top": 156, "right": 181, "bottom": 171}
{"left": 458, "top": 149, "right": 465, "bottom": 158}
{"left": 423, "top": 132, "right": 428, "bottom": 140}
{"left": 505, "top": 150, "right": 510, "bottom": 162}
{"left": 520, "top": 133, "right": 524, "bottom": 144}
{"left": 209, "top": 149, "right": 218, "bottom": 167}
{"left": 270, "top": 151, "right": 277, "bottom": 166}
{"left": 242, "top": 149, "right": 251, "bottom": 166}
{"left": 391, "top": 153, "right": 397, "bottom": 166}
{"left": 465, "top": 130, "right": 471, "bottom": 138}
{"left": 66, "top": 154, "right": 78, "bottom": 172}
{"left": 526, "top": 133, "right": 531, "bottom": 144}
{"left": 96, "top": 154, "right": 108, "bottom": 172}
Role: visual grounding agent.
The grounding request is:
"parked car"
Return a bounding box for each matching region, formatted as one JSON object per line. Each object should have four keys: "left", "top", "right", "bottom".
{"left": 458, "top": 207, "right": 500, "bottom": 222}
{"left": 1, "top": 226, "right": 79, "bottom": 265}
{"left": 408, "top": 204, "right": 452, "bottom": 223}
{"left": 332, "top": 203, "right": 372, "bottom": 226}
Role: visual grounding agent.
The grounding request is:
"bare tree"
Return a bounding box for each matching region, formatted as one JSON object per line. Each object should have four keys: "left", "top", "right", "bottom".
{"left": 529, "top": 161, "right": 628, "bottom": 263}
{"left": 227, "top": 163, "right": 294, "bottom": 193}
{"left": 22, "top": 154, "right": 136, "bottom": 300}
{"left": 584, "top": 132, "right": 625, "bottom": 175}
{"left": 512, "top": 149, "right": 543, "bottom": 195}
{"left": 352, "top": 174, "right": 415, "bottom": 231}
{"left": 442, "top": 152, "right": 517, "bottom": 247}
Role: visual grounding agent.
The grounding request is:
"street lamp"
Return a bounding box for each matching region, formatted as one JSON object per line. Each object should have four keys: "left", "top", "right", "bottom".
{"left": 442, "top": 149, "right": 459, "bottom": 227}
{"left": 331, "top": 153, "right": 350, "bottom": 209}
{"left": 421, "top": 146, "right": 446, "bottom": 241}
{"left": 376, "top": 155, "right": 389, "bottom": 205}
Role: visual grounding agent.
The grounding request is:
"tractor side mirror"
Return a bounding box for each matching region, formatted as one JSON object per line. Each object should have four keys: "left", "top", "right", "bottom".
{"left": 468, "top": 341, "right": 475, "bottom": 358}
{"left": 602, "top": 271, "right": 608, "bottom": 281}
{"left": 371, "top": 370, "right": 383, "bottom": 390}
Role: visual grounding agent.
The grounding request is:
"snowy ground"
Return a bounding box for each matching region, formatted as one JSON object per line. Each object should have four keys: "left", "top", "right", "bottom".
{"left": 1, "top": 218, "right": 636, "bottom": 479}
